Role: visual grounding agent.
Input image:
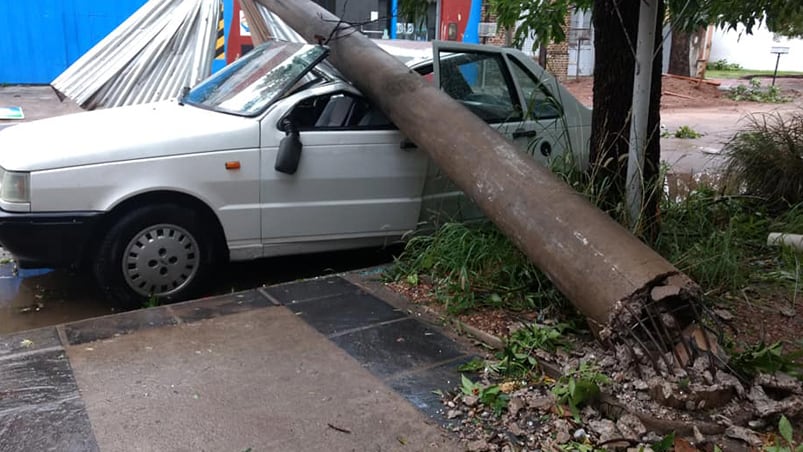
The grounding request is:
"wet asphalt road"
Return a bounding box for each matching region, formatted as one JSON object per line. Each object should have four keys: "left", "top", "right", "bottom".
{"left": 0, "top": 246, "right": 400, "bottom": 335}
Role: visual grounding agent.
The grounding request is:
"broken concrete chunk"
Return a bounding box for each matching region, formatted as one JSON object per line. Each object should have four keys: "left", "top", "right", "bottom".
{"left": 466, "top": 439, "right": 491, "bottom": 452}
{"left": 724, "top": 425, "right": 762, "bottom": 447}
{"left": 589, "top": 419, "right": 620, "bottom": 443}
{"left": 462, "top": 395, "right": 479, "bottom": 407}
{"left": 507, "top": 396, "right": 525, "bottom": 417}
{"left": 616, "top": 413, "right": 647, "bottom": 438}
{"left": 651, "top": 284, "right": 682, "bottom": 302}
{"left": 756, "top": 372, "right": 803, "bottom": 395}
{"left": 748, "top": 384, "right": 803, "bottom": 418}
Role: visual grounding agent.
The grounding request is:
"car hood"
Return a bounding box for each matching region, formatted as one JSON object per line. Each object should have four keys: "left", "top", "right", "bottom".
{"left": 0, "top": 101, "right": 259, "bottom": 172}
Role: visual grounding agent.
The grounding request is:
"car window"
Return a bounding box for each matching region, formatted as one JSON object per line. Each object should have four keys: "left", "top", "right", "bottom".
{"left": 284, "top": 93, "right": 395, "bottom": 131}
{"left": 437, "top": 52, "right": 522, "bottom": 123}
{"left": 509, "top": 57, "right": 562, "bottom": 120}
{"left": 185, "top": 42, "right": 328, "bottom": 117}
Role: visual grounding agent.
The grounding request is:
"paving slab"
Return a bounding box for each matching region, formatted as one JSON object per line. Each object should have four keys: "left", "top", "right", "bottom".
{"left": 66, "top": 306, "right": 458, "bottom": 451}
{"left": 0, "top": 337, "right": 99, "bottom": 451}
{"left": 0, "top": 278, "right": 474, "bottom": 450}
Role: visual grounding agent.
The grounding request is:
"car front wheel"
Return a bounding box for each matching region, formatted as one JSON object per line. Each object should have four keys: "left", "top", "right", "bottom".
{"left": 94, "top": 204, "right": 215, "bottom": 308}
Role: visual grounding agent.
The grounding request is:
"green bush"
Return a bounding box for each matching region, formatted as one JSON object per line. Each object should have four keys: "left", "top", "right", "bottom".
{"left": 723, "top": 110, "right": 803, "bottom": 208}
{"left": 709, "top": 59, "right": 742, "bottom": 71}
{"left": 728, "top": 78, "right": 787, "bottom": 103}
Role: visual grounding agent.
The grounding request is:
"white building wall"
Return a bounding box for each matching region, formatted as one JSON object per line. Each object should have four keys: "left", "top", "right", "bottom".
{"left": 709, "top": 24, "right": 803, "bottom": 72}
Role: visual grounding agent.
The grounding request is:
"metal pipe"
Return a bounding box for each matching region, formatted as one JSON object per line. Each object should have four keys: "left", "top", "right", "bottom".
{"left": 255, "top": 0, "right": 701, "bottom": 339}
{"left": 626, "top": 0, "right": 659, "bottom": 230}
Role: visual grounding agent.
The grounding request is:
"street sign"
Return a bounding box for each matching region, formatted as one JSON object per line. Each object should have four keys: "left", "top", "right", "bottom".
{"left": 769, "top": 46, "right": 790, "bottom": 86}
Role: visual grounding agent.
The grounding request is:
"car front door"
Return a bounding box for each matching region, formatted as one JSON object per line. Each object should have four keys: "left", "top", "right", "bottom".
{"left": 432, "top": 41, "right": 572, "bottom": 166}
{"left": 258, "top": 88, "right": 429, "bottom": 255}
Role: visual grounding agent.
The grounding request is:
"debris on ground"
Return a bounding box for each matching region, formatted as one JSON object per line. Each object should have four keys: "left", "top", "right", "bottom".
{"left": 385, "top": 279, "right": 803, "bottom": 451}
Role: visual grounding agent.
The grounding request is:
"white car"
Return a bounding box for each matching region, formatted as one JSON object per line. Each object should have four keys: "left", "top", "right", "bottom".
{"left": 0, "top": 40, "right": 591, "bottom": 306}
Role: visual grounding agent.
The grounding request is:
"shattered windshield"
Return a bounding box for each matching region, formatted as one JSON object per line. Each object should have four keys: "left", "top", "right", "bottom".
{"left": 185, "top": 41, "right": 329, "bottom": 116}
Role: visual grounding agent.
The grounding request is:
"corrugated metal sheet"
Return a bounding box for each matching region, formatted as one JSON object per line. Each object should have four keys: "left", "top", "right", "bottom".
{"left": 52, "top": 0, "right": 221, "bottom": 109}
{"left": 0, "top": 0, "right": 146, "bottom": 84}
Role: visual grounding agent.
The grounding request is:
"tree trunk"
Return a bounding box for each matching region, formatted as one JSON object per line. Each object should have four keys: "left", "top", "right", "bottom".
{"left": 590, "top": 0, "right": 664, "bottom": 237}
{"left": 669, "top": 29, "right": 691, "bottom": 76}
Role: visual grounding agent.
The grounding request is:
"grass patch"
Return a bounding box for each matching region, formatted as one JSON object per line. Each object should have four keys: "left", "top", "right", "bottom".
{"left": 386, "top": 222, "right": 565, "bottom": 315}
{"left": 707, "top": 69, "right": 803, "bottom": 80}
{"left": 651, "top": 185, "right": 770, "bottom": 291}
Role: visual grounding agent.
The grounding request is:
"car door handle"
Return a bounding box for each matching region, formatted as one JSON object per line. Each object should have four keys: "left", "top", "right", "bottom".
{"left": 400, "top": 139, "right": 417, "bottom": 150}
{"left": 512, "top": 129, "right": 537, "bottom": 139}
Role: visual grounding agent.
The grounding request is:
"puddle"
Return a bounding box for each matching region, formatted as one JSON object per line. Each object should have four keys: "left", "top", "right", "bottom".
{"left": 0, "top": 262, "right": 113, "bottom": 335}
{"left": 0, "top": 246, "right": 399, "bottom": 336}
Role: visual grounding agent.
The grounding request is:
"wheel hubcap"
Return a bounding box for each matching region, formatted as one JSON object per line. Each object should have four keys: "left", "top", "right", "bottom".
{"left": 122, "top": 224, "right": 200, "bottom": 297}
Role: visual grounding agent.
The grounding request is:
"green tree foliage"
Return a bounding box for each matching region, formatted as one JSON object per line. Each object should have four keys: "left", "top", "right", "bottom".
{"left": 490, "top": 0, "right": 592, "bottom": 49}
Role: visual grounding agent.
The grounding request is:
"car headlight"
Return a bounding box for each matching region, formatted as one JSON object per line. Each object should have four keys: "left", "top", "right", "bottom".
{"left": 0, "top": 167, "right": 30, "bottom": 211}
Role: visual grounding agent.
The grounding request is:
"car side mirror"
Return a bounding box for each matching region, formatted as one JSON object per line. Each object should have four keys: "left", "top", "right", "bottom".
{"left": 275, "top": 120, "right": 303, "bottom": 174}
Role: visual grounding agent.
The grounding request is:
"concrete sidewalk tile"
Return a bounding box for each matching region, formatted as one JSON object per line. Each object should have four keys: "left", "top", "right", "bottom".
{"left": 330, "top": 318, "right": 466, "bottom": 379}
{"left": 0, "top": 327, "right": 62, "bottom": 357}
{"left": 63, "top": 306, "right": 177, "bottom": 345}
{"left": 66, "top": 306, "right": 460, "bottom": 451}
{"left": 287, "top": 291, "right": 405, "bottom": 336}
{"left": 170, "top": 289, "right": 272, "bottom": 323}
{"left": 386, "top": 356, "right": 475, "bottom": 421}
{"left": 264, "top": 276, "right": 360, "bottom": 304}
{"left": 0, "top": 349, "right": 98, "bottom": 451}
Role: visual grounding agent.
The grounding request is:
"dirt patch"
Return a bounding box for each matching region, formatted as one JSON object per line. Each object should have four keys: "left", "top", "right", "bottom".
{"left": 562, "top": 75, "right": 803, "bottom": 109}
{"left": 721, "top": 285, "right": 803, "bottom": 351}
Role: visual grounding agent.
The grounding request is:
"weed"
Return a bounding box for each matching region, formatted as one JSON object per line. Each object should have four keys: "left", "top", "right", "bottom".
{"left": 652, "top": 432, "right": 676, "bottom": 452}
{"left": 730, "top": 341, "right": 803, "bottom": 380}
{"left": 722, "top": 110, "right": 803, "bottom": 209}
{"left": 765, "top": 415, "right": 803, "bottom": 452}
{"left": 728, "top": 78, "right": 787, "bottom": 103}
{"left": 709, "top": 59, "right": 742, "bottom": 71}
{"left": 550, "top": 150, "right": 618, "bottom": 216}
{"left": 494, "top": 323, "right": 572, "bottom": 377}
{"left": 143, "top": 294, "right": 161, "bottom": 309}
{"left": 551, "top": 362, "right": 609, "bottom": 420}
{"left": 673, "top": 125, "right": 702, "bottom": 139}
{"left": 460, "top": 374, "right": 509, "bottom": 416}
{"left": 386, "top": 222, "right": 566, "bottom": 314}
{"left": 457, "top": 357, "right": 487, "bottom": 373}
{"left": 558, "top": 441, "right": 602, "bottom": 451}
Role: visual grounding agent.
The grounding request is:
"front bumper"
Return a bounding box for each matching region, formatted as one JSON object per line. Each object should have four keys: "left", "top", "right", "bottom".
{"left": 0, "top": 210, "right": 104, "bottom": 268}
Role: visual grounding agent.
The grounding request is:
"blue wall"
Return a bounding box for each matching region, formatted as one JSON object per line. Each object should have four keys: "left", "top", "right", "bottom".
{"left": 0, "top": 0, "right": 147, "bottom": 84}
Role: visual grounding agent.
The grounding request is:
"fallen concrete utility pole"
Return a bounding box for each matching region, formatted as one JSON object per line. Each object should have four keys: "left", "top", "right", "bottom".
{"left": 256, "top": 0, "right": 703, "bottom": 359}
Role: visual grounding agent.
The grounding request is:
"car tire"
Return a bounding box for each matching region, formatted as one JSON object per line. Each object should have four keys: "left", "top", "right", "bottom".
{"left": 94, "top": 204, "right": 216, "bottom": 308}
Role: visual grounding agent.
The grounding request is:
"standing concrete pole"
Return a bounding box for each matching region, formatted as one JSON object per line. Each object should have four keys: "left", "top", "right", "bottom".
{"left": 256, "top": 0, "right": 701, "bottom": 343}
{"left": 626, "top": 0, "right": 660, "bottom": 230}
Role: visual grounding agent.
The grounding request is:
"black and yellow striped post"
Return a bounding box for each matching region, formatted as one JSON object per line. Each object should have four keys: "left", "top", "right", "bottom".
{"left": 215, "top": 1, "right": 225, "bottom": 61}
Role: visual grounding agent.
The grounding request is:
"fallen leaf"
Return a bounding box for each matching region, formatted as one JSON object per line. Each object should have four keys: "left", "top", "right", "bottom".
{"left": 674, "top": 436, "right": 698, "bottom": 452}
